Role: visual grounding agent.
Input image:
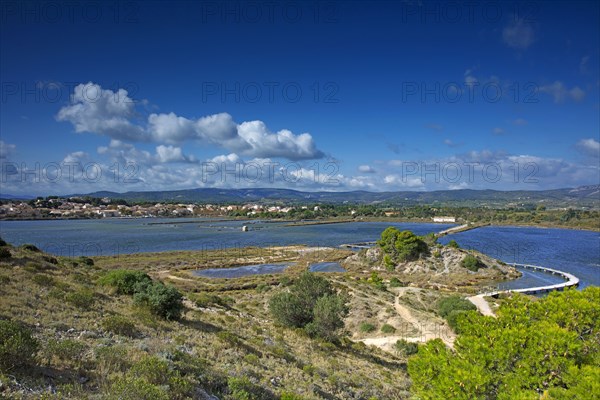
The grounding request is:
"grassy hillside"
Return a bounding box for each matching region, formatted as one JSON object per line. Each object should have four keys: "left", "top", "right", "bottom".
{"left": 0, "top": 233, "right": 551, "bottom": 399}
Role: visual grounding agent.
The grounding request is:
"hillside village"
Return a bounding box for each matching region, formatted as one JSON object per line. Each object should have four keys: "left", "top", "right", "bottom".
{"left": 0, "top": 197, "right": 325, "bottom": 220}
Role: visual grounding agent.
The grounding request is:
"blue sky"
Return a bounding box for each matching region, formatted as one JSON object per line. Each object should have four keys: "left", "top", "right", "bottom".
{"left": 1, "top": 0, "right": 599, "bottom": 195}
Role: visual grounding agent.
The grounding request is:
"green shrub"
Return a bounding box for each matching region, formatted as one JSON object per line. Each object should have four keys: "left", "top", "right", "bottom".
{"left": 216, "top": 330, "right": 241, "bottom": 346}
{"left": 227, "top": 376, "right": 263, "bottom": 400}
{"left": 33, "top": 274, "right": 55, "bottom": 286}
{"left": 0, "top": 319, "right": 38, "bottom": 371}
{"left": 0, "top": 237, "right": 7, "bottom": 246}
{"left": 0, "top": 247, "right": 11, "bottom": 259}
{"left": 360, "top": 322, "right": 376, "bottom": 333}
{"left": 269, "top": 272, "right": 333, "bottom": 328}
{"left": 270, "top": 272, "right": 347, "bottom": 342}
{"left": 389, "top": 277, "right": 403, "bottom": 287}
{"left": 21, "top": 243, "right": 41, "bottom": 252}
{"left": 437, "top": 296, "right": 476, "bottom": 318}
{"left": 280, "top": 393, "right": 306, "bottom": 400}
{"left": 45, "top": 339, "right": 86, "bottom": 364}
{"left": 24, "top": 261, "right": 45, "bottom": 272}
{"left": 461, "top": 254, "right": 484, "bottom": 271}
{"left": 381, "top": 324, "right": 396, "bottom": 334}
{"left": 65, "top": 289, "right": 95, "bottom": 309}
{"left": 0, "top": 275, "right": 10, "bottom": 284}
{"left": 369, "top": 272, "right": 386, "bottom": 290}
{"left": 98, "top": 269, "right": 152, "bottom": 295}
{"left": 101, "top": 315, "right": 138, "bottom": 337}
{"left": 95, "top": 345, "right": 131, "bottom": 372}
{"left": 305, "top": 294, "right": 349, "bottom": 341}
{"left": 108, "top": 376, "right": 169, "bottom": 400}
{"left": 133, "top": 282, "right": 184, "bottom": 320}
{"left": 130, "top": 356, "right": 171, "bottom": 385}
{"left": 192, "top": 292, "right": 225, "bottom": 308}
{"left": 302, "top": 364, "right": 316, "bottom": 376}
{"left": 433, "top": 250, "right": 442, "bottom": 258}
{"left": 394, "top": 339, "right": 418, "bottom": 356}
{"left": 243, "top": 353, "right": 260, "bottom": 365}
{"left": 255, "top": 283, "right": 271, "bottom": 293}
{"left": 447, "top": 240, "right": 459, "bottom": 249}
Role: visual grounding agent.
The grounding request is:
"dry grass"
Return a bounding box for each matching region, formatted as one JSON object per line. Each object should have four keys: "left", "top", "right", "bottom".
{"left": 0, "top": 245, "right": 414, "bottom": 399}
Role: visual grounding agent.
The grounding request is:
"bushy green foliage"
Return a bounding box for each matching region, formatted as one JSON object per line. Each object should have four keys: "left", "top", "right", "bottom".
{"left": 99, "top": 269, "right": 183, "bottom": 320}
{"left": 447, "top": 240, "right": 460, "bottom": 249}
{"left": 227, "top": 376, "right": 265, "bottom": 400}
{"left": 133, "top": 281, "right": 184, "bottom": 320}
{"left": 269, "top": 272, "right": 347, "bottom": 341}
{"left": 380, "top": 324, "right": 396, "bottom": 334}
{"left": 192, "top": 292, "right": 231, "bottom": 308}
{"left": 280, "top": 392, "right": 306, "bottom": 400}
{"left": 409, "top": 287, "right": 600, "bottom": 399}
{"left": 98, "top": 269, "right": 152, "bottom": 295}
{"left": 108, "top": 376, "right": 169, "bottom": 400}
{"left": 394, "top": 339, "right": 418, "bottom": 357}
{"left": 45, "top": 339, "right": 86, "bottom": 364}
{"left": 65, "top": 288, "right": 95, "bottom": 309}
{"left": 32, "top": 274, "right": 55, "bottom": 286}
{"left": 368, "top": 272, "right": 386, "bottom": 290}
{"left": 461, "top": 254, "right": 484, "bottom": 271}
{"left": 269, "top": 272, "right": 333, "bottom": 328}
{"left": 360, "top": 322, "right": 376, "bottom": 333}
{"left": 106, "top": 355, "right": 193, "bottom": 400}
{"left": 0, "top": 319, "right": 38, "bottom": 371}
{"left": 389, "top": 277, "right": 404, "bottom": 287}
{"left": 101, "top": 315, "right": 138, "bottom": 337}
{"left": 437, "top": 296, "right": 476, "bottom": 318}
{"left": 377, "top": 227, "right": 428, "bottom": 263}
{"left": 305, "top": 294, "right": 349, "bottom": 341}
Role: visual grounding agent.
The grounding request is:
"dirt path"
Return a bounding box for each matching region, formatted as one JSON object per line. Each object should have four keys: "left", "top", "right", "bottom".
{"left": 333, "top": 280, "right": 456, "bottom": 351}
{"left": 467, "top": 294, "right": 496, "bottom": 317}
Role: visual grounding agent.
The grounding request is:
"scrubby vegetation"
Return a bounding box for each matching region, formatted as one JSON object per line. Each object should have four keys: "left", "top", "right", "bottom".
{"left": 461, "top": 254, "right": 485, "bottom": 272}
{"left": 410, "top": 287, "right": 600, "bottom": 399}
{"left": 0, "top": 240, "right": 412, "bottom": 398}
{"left": 1, "top": 233, "right": 597, "bottom": 399}
{"left": 0, "top": 319, "right": 38, "bottom": 371}
{"left": 269, "top": 272, "right": 348, "bottom": 342}
{"left": 437, "top": 295, "right": 477, "bottom": 331}
{"left": 99, "top": 269, "right": 183, "bottom": 319}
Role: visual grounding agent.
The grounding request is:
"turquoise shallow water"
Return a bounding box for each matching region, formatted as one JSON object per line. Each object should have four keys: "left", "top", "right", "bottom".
{"left": 0, "top": 219, "right": 598, "bottom": 288}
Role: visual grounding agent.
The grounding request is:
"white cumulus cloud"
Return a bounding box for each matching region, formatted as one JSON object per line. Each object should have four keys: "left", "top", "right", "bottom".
{"left": 58, "top": 83, "right": 324, "bottom": 161}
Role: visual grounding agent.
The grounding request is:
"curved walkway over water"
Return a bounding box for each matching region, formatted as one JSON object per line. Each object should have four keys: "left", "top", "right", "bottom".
{"left": 468, "top": 263, "right": 580, "bottom": 317}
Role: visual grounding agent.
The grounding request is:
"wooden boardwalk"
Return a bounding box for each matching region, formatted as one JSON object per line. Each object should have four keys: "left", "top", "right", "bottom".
{"left": 468, "top": 263, "right": 580, "bottom": 316}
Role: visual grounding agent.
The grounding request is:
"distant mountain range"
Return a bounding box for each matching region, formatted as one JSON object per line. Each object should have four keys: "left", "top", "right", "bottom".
{"left": 57, "top": 185, "right": 600, "bottom": 207}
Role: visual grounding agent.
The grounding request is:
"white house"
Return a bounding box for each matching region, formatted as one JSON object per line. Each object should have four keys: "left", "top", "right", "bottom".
{"left": 432, "top": 216, "right": 456, "bottom": 223}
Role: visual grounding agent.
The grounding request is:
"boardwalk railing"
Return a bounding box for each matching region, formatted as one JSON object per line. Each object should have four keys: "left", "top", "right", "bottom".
{"left": 481, "top": 263, "right": 580, "bottom": 297}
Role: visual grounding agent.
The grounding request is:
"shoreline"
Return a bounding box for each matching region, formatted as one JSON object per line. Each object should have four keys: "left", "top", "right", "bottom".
{"left": 1, "top": 215, "right": 598, "bottom": 232}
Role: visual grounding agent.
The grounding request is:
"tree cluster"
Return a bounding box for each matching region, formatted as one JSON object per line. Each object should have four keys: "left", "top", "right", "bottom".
{"left": 377, "top": 227, "right": 429, "bottom": 267}
{"left": 409, "top": 287, "right": 600, "bottom": 399}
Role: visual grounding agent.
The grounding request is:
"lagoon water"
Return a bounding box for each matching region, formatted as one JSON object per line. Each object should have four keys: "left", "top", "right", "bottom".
{"left": 1, "top": 219, "right": 598, "bottom": 288}
{"left": 193, "top": 262, "right": 294, "bottom": 279}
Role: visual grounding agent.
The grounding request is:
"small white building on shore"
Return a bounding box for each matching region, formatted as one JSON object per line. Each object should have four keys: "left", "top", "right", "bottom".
{"left": 433, "top": 216, "right": 456, "bottom": 223}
